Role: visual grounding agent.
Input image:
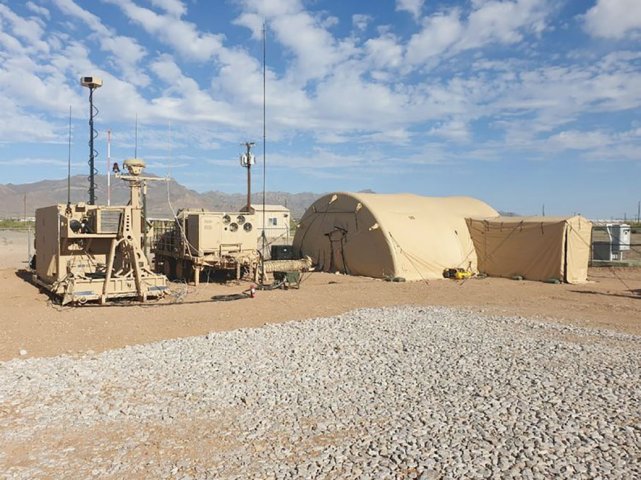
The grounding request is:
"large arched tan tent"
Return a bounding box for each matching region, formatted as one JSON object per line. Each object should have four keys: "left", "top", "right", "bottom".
{"left": 293, "top": 192, "right": 499, "bottom": 280}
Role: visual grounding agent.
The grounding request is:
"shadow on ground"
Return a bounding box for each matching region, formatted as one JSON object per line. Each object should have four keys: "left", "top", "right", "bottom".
{"left": 570, "top": 289, "right": 641, "bottom": 300}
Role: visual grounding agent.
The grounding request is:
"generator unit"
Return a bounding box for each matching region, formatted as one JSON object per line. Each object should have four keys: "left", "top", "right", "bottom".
{"left": 153, "top": 210, "right": 261, "bottom": 285}
{"left": 32, "top": 159, "right": 168, "bottom": 305}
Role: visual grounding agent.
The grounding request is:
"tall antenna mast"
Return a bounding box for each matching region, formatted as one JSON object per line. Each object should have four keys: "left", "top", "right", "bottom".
{"left": 67, "top": 105, "right": 72, "bottom": 208}
{"left": 134, "top": 114, "right": 138, "bottom": 158}
{"left": 261, "top": 21, "right": 267, "bottom": 255}
{"left": 107, "top": 129, "right": 112, "bottom": 206}
{"left": 168, "top": 120, "right": 172, "bottom": 179}
{"left": 80, "top": 76, "right": 102, "bottom": 205}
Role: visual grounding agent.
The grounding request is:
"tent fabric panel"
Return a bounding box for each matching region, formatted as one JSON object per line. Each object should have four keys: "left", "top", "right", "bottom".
{"left": 466, "top": 218, "right": 567, "bottom": 282}
{"left": 564, "top": 216, "right": 592, "bottom": 284}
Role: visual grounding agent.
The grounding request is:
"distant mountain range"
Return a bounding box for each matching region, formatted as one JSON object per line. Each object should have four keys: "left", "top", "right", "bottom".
{"left": 0, "top": 174, "right": 322, "bottom": 220}
{"left": 0, "top": 175, "right": 518, "bottom": 220}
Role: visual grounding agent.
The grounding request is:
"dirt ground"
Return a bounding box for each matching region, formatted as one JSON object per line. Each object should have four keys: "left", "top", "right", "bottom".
{"left": 0, "top": 229, "right": 32, "bottom": 271}
{"left": 1, "top": 229, "right": 640, "bottom": 361}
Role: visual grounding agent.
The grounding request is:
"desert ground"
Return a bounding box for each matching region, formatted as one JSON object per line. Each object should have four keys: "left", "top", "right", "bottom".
{"left": 0, "top": 229, "right": 640, "bottom": 360}
{"left": 1, "top": 229, "right": 640, "bottom": 478}
{"left": 0, "top": 228, "right": 639, "bottom": 360}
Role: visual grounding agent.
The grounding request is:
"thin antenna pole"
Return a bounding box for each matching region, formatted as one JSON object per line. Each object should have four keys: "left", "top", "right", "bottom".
{"left": 168, "top": 120, "right": 172, "bottom": 179}
{"left": 107, "top": 129, "right": 111, "bottom": 206}
{"left": 243, "top": 142, "right": 255, "bottom": 212}
{"left": 67, "top": 105, "right": 72, "bottom": 207}
{"left": 262, "top": 21, "right": 267, "bottom": 256}
{"left": 88, "top": 87, "right": 97, "bottom": 204}
{"left": 134, "top": 114, "right": 138, "bottom": 158}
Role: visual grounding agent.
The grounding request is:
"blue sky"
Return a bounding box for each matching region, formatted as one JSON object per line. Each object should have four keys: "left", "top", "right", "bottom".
{"left": 0, "top": 0, "right": 640, "bottom": 218}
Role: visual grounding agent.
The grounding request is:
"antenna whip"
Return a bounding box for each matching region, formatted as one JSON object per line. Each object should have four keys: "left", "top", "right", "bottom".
{"left": 67, "top": 105, "right": 72, "bottom": 208}
{"left": 262, "top": 21, "right": 267, "bottom": 256}
{"left": 135, "top": 114, "right": 138, "bottom": 158}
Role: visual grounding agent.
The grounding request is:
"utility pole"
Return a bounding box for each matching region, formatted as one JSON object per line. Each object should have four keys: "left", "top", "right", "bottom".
{"left": 23, "top": 193, "right": 27, "bottom": 221}
{"left": 240, "top": 142, "right": 255, "bottom": 213}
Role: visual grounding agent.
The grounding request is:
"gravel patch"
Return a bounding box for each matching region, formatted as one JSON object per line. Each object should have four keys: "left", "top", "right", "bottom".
{"left": 1, "top": 305, "right": 640, "bottom": 479}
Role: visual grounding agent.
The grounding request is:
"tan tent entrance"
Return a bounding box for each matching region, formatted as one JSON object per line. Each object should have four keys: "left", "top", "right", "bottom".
{"left": 466, "top": 216, "right": 592, "bottom": 284}
{"left": 327, "top": 227, "right": 348, "bottom": 273}
{"left": 293, "top": 192, "right": 498, "bottom": 280}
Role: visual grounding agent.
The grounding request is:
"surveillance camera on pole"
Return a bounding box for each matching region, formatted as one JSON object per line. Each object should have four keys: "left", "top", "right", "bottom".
{"left": 80, "top": 76, "right": 102, "bottom": 205}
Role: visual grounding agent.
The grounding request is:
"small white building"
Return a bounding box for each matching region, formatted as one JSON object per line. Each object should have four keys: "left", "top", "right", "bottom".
{"left": 250, "top": 204, "right": 291, "bottom": 245}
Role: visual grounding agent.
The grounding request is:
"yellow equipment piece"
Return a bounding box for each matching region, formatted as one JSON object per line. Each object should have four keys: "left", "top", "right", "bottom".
{"left": 454, "top": 269, "right": 472, "bottom": 280}
{"left": 443, "top": 267, "right": 473, "bottom": 280}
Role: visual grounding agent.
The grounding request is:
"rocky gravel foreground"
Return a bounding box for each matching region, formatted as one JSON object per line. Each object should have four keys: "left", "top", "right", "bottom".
{"left": 0, "top": 306, "right": 640, "bottom": 479}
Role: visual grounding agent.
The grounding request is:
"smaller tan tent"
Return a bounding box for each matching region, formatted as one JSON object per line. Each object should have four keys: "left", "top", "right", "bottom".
{"left": 293, "top": 192, "right": 498, "bottom": 281}
{"left": 466, "top": 216, "right": 592, "bottom": 284}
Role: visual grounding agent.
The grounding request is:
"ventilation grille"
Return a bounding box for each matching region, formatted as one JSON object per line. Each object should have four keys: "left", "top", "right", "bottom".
{"left": 100, "top": 211, "right": 122, "bottom": 233}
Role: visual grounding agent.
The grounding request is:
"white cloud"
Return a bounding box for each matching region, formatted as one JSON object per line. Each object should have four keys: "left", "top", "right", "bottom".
{"left": 583, "top": 0, "right": 641, "bottom": 40}
{"left": 148, "top": 0, "right": 187, "bottom": 18}
{"left": 494, "top": 58, "right": 641, "bottom": 135}
{"left": 233, "top": 12, "right": 264, "bottom": 39}
{"left": 457, "top": 0, "right": 548, "bottom": 49}
{"left": 239, "top": 0, "right": 356, "bottom": 84}
{"left": 0, "top": 3, "right": 49, "bottom": 53}
{"left": 365, "top": 33, "right": 404, "bottom": 69}
{"left": 544, "top": 127, "right": 641, "bottom": 162}
{"left": 405, "top": 11, "right": 463, "bottom": 65}
{"left": 429, "top": 120, "right": 471, "bottom": 142}
{"left": 312, "top": 66, "right": 411, "bottom": 131}
{"left": 405, "top": 0, "right": 551, "bottom": 66}
{"left": 51, "top": 0, "right": 148, "bottom": 83}
{"left": 104, "top": 0, "right": 224, "bottom": 61}
{"left": 238, "top": 0, "right": 302, "bottom": 18}
{"left": 547, "top": 129, "right": 613, "bottom": 150}
{"left": 0, "top": 98, "right": 58, "bottom": 142}
{"left": 320, "top": 15, "right": 339, "bottom": 29}
{"left": 396, "top": 0, "right": 425, "bottom": 20}
{"left": 362, "top": 129, "right": 412, "bottom": 144}
{"left": 147, "top": 54, "right": 244, "bottom": 126}
{"left": 352, "top": 14, "right": 372, "bottom": 31}
{"left": 276, "top": 147, "right": 366, "bottom": 169}
{"left": 26, "top": 2, "right": 50, "bottom": 19}
{"left": 270, "top": 11, "right": 354, "bottom": 83}
{"left": 0, "top": 157, "right": 76, "bottom": 167}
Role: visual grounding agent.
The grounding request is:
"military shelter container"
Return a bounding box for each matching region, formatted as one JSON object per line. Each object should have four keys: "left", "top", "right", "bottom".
{"left": 293, "top": 192, "right": 498, "bottom": 280}
{"left": 466, "top": 215, "right": 592, "bottom": 284}
{"left": 250, "top": 204, "right": 291, "bottom": 245}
